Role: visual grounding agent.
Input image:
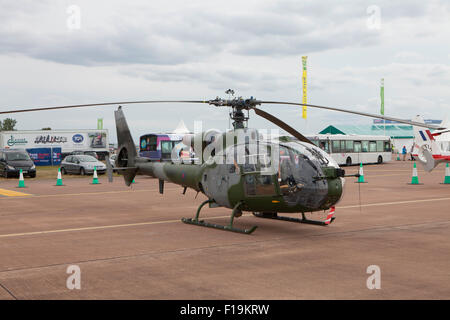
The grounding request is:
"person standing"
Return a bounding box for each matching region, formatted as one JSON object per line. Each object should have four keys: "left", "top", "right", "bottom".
{"left": 402, "top": 145, "right": 407, "bottom": 161}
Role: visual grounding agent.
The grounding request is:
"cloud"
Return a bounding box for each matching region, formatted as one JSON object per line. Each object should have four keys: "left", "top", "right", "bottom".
{"left": 0, "top": 0, "right": 430, "bottom": 66}
{"left": 0, "top": 0, "right": 449, "bottom": 140}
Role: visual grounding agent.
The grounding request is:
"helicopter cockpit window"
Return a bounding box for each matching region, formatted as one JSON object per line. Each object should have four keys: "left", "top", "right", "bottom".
{"left": 283, "top": 142, "right": 333, "bottom": 167}
{"left": 226, "top": 142, "right": 273, "bottom": 174}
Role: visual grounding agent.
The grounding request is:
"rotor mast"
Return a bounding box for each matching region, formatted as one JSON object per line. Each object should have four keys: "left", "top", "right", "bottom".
{"left": 210, "top": 90, "right": 261, "bottom": 129}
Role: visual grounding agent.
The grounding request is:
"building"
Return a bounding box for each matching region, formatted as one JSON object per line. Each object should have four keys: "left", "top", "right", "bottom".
{"left": 318, "top": 120, "right": 442, "bottom": 153}
{"left": 0, "top": 129, "right": 109, "bottom": 164}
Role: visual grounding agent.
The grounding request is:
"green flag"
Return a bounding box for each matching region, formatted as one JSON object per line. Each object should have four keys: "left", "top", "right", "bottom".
{"left": 380, "top": 78, "right": 384, "bottom": 115}
{"left": 97, "top": 118, "right": 103, "bottom": 130}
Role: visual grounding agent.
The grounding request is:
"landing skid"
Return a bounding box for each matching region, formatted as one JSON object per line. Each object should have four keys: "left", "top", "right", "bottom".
{"left": 252, "top": 212, "right": 335, "bottom": 226}
{"left": 181, "top": 200, "right": 258, "bottom": 234}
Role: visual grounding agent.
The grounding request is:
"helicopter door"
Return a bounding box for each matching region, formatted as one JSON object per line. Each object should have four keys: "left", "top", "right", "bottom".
{"left": 244, "top": 174, "right": 276, "bottom": 196}
{"left": 242, "top": 162, "right": 276, "bottom": 196}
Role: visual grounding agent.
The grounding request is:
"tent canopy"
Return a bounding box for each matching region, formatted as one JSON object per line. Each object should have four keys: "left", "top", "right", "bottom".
{"left": 318, "top": 124, "right": 414, "bottom": 139}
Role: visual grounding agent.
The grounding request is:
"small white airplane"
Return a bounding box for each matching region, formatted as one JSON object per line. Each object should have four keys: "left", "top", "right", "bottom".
{"left": 412, "top": 115, "right": 450, "bottom": 172}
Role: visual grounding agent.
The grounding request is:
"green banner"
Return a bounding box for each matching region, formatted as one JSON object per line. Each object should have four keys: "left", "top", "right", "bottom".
{"left": 380, "top": 78, "right": 384, "bottom": 115}
{"left": 97, "top": 118, "right": 103, "bottom": 130}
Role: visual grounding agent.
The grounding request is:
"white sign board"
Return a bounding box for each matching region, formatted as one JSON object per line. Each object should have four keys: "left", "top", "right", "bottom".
{"left": 0, "top": 130, "right": 108, "bottom": 153}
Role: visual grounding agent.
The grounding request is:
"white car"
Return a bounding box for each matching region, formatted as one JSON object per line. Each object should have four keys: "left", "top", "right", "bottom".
{"left": 109, "top": 154, "right": 117, "bottom": 168}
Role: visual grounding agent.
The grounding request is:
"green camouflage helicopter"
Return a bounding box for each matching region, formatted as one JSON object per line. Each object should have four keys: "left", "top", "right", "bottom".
{"left": 2, "top": 92, "right": 444, "bottom": 234}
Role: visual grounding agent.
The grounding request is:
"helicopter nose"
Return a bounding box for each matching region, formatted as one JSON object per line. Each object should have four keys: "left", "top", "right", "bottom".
{"left": 323, "top": 177, "right": 344, "bottom": 208}
{"left": 319, "top": 166, "right": 345, "bottom": 208}
{"left": 279, "top": 165, "right": 344, "bottom": 210}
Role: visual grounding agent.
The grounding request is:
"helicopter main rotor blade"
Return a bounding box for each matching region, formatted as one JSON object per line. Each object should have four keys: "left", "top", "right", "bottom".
{"left": 260, "top": 101, "right": 446, "bottom": 131}
{"left": 0, "top": 100, "right": 207, "bottom": 115}
{"left": 1, "top": 97, "right": 445, "bottom": 131}
{"left": 253, "top": 107, "right": 313, "bottom": 145}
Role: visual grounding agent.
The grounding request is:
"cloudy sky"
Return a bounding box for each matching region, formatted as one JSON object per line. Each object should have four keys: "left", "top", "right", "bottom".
{"left": 0, "top": 0, "right": 449, "bottom": 143}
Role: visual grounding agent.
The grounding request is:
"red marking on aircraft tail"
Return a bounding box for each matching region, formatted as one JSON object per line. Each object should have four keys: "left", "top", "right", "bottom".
{"left": 432, "top": 155, "right": 450, "bottom": 160}
{"left": 425, "top": 130, "right": 435, "bottom": 141}
{"left": 325, "top": 206, "right": 335, "bottom": 225}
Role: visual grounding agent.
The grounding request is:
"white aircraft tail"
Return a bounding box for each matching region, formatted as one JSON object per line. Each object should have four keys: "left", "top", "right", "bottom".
{"left": 412, "top": 115, "right": 444, "bottom": 172}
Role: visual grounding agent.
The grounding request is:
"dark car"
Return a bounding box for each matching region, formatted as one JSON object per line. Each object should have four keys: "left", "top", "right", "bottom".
{"left": 0, "top": 149, "right": 36, "bottom": 178}
{"left": 60, "top": 155, "right": 106, "bottom": 175}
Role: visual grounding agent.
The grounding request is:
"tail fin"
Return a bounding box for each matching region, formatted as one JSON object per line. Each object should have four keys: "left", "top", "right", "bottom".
{"left": 412, "top": 115, "right": 443, "bottom": 172}
{"left": 115, "top": 106, "right": 138, "bottom": 186}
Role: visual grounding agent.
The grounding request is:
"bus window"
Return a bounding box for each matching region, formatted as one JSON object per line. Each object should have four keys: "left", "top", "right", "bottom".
{"left": 161, "top": 141, "right": 173, "bottom": 155}
{"left": 376, "top": 141, "right": 384, "bottom": 152}
{"left": 369, "top": 141, "right": 377, "bottom": 152}
{"left": 384, "top": 141, "right": 391, "bottom": 152}
{"left": 361, "top": 141, "right": 369, "bottom": 152}
{"left": 340, "top": 140, "right": 346, "bottom": 153}
{"left": 319, "top": 140, "right": 330, "bottom": 153}
{"left": 332, "top": 140, "right": 340, "bottom": 153}
{"left": 345, "top": 140, "right": 354, "bottom": 153}
{"left": 140, "top": 135, "right": 157, "bottom": 151}
{"left": 354, "top": 141, "right": 362, "bottom": 153}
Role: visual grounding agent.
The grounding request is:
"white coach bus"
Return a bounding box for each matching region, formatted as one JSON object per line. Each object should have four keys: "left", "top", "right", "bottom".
{"left": 306, "top": 134, "right": 392, "bottom": 166}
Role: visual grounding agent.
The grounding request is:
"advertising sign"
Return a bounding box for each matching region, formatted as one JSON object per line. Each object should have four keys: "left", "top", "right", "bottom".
{"left": 1, "top": 130, "right": 108, "bottom": 153}
{"left": 88, "top": 132, "right": 107, "bottom": 148}
{"left": 26, "top": 147, "right": 62, "bottom": 166}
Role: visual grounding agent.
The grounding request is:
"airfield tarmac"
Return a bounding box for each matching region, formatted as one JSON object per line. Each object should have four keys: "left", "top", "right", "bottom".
{"left": 0, "top": 160, "right": 449, "bottom": 299}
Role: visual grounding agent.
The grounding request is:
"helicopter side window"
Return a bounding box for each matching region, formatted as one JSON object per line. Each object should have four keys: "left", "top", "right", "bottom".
{"left": 244, "top": 174, "right": 276, "bottom": 196}
{"left": 256, "top": 175, "right": 275, "bottom": 195}
{"left": 243, "top": 163, "right": 256, "bottom": 173}
{"left": 244, "top": 175, "right": 256, "bottom": 195}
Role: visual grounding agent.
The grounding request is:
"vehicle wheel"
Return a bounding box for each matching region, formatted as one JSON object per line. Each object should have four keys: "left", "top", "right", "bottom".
{"left": 80, "top": 168, "right": 85, "bottom": 176}
{"left": 3, "top": 170, "right": 8, "bottom": 178}
{"left": 377, "top": 156, "right": 383, "bottom": 164}
{"left": 61, "top": 167, "right": 67, "bottom": 175}
{"left": 29, "top": 173, "right": 36, "bottom": 178}
{"left": 346, "top": 157, "right": 352, "bottom": 166}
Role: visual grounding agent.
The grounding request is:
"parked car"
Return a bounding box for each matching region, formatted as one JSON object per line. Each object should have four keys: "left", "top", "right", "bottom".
{"left": 60, "top": 155, "right": 106, "bottom": 175}
{"left": 71, "top": 150, "right": 98, "bottom": 159}
{"left": 109, "top": 154, "right": 117, "bottom": 168}
{"left": 0, "top": 149, "right": 36, "bottom": 178}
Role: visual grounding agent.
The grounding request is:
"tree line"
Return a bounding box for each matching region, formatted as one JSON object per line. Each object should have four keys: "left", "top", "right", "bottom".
{"left": 0, "top": 118, "right": 17, "bottom": 131}
{"left": 0, "top": 118, "right": 52, "bottom": 131}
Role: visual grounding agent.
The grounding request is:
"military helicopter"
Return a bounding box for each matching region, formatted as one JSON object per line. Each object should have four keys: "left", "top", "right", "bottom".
{"left": 1, "top": 91, "right": 445, "bottom": 234}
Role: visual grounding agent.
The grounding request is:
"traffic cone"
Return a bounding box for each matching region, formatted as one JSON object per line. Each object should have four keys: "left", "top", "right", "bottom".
{"left": 356, "top": 163, "right": 367, "bottom": 183}
{"left": 396, "top": 152, "right": 400, "bottom": 161}
{"left": 56, "top": 168, "right": 64, "bottom": 186}
{"left": 91, "top": 167, "right": 100, "bottom": 184}
{"left": 441, "top": 163, "right": 450, "bottom": 185}
{"left": 18, "top": 169, "right": 26, "bottom": 188}
{"left": 408, "top": 162, "right": 422, "bottom": 185}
